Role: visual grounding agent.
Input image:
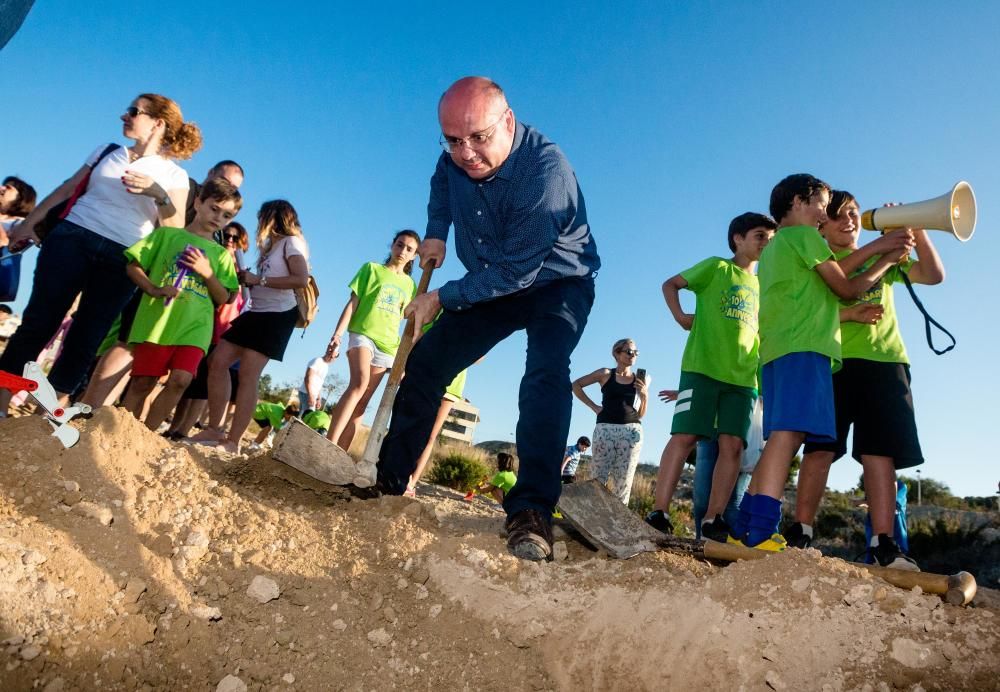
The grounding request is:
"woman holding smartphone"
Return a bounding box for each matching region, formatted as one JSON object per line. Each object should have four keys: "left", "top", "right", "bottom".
{"left": 571, "top": 338, "right": 649, "bottom": 504}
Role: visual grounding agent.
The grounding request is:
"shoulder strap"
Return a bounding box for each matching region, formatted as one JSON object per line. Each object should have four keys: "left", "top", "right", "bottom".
{"left": 900, "top": 271, "right": 956, "bottom": 355}
{"left": 93, "top": 143, "right": 120, "bottom": 167}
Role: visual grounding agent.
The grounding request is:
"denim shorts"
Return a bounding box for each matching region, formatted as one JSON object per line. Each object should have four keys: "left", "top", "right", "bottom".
{"left": 348, "top": 332, "right": 394, "bottom": 369}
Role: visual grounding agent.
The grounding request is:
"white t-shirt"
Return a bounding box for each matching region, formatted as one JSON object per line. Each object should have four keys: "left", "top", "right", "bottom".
{"left": 66, "top": 144, "right": 189, "bottom": 247}
{"left": 250, "top": 235, "right": 309, "bottom": 313}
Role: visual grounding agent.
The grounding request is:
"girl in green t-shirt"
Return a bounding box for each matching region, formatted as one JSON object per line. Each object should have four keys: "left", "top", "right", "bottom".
{"left": 324, "top": 230, "right": 419, "bottom": 452}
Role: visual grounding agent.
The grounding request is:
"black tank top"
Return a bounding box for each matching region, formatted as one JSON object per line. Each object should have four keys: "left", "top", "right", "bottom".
{"left": 597, "top": 373, "right": 640, "bottom": 425}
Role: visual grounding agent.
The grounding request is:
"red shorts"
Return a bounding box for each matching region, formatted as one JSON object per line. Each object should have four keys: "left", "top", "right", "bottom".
{"left": 131, "top": 343, "right": 204, "bottom": 378}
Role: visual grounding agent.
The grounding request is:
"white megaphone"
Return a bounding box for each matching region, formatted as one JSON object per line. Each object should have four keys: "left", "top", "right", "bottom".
{"left": 860, "top": 181, "right": 977, "bottom": 242}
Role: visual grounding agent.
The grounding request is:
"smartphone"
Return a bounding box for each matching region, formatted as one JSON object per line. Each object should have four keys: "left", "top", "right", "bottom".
{"left": 636, "top": 368, "right": 646, "bottom": 382}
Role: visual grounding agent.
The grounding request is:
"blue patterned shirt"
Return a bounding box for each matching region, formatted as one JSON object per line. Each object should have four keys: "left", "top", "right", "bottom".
{"left": 426, "top": 122, "right": 600, "bottom": 310}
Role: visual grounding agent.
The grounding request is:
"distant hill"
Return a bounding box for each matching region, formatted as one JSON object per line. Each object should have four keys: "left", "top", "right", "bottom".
{"left": 475, "top": 440, "right": 517, "bottom": 456}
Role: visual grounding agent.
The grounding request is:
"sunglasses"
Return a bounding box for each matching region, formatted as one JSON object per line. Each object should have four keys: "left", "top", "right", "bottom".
{"left": 618, "top": 349, "right": 640, "bottom": 357}
{"left": 124, "top": 106, "right": 152, "bottom": 118}
{"left": 222, "top": 233, "right": 241, "bottom": 242}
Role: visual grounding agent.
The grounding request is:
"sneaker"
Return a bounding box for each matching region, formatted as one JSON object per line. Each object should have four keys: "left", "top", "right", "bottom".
{"left": 505, "top": 509, "right": 554, "bottom": 561}
{"left": 644, "top": 509, "right": 674, "bottom": 534}
{"left": 871, "top": 534, "right": 920, "bottom": 572}
{"left": 745, "top": 533, "right": 787, "bottom": 552}
{"left": 463, "top": 491, "right": 475, "bottom": 502}
{"left": 726, "top": 534, "right": 746, "bottom": 547}
{"left": 701, "top": 514, "right": 730, "bottom": 543}
{"left": 783, "top": 522, "right": 812, "bottom": 549}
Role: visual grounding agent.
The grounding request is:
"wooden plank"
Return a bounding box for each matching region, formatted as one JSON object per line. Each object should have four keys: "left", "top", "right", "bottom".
{"left": 270, "top": 419, "right": 360, "bottom": 486}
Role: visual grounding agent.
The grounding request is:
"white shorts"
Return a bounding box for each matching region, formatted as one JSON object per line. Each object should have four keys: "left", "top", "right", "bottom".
{"left": 347, "top": 332, "right": 394, "bottom": 369}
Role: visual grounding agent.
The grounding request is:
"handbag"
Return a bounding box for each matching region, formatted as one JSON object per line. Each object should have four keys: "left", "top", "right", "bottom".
{"left": 0, "top": 245, "right": 23, "bottom": 302}
{"left": 34, "top": 143, "right": 119, "bottom": 241}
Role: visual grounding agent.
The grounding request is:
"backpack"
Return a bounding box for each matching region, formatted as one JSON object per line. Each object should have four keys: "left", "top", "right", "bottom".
{"left": 282, "top": 238, "right": 319, "bottom": 328}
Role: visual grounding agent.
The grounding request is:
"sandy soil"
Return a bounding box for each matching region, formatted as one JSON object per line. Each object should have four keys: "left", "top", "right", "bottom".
{"left": 0, "top": 408, "right": 997, "bottom": 691}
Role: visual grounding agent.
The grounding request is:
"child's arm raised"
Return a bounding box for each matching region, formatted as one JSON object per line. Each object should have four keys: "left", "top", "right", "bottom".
{"left": 326, "top": 294, "right": 359, "bottom": 361}
{"left": 838, "top": 229, "right": 914, "bottom": 275}
{"left": 126, "top": 261, "right": 178, "bottom": 300}
{"left": 816, "top": 247, "right": 909, "bottom": 300}
{"left": 572, "top": 369, "right": 610, "bottom": 416}
{"left": 181, "top": 247, "right": 231, "bottom": 306}
{"left": 662, "top": 274, "right": 693, "bottom": 330}
{"left": 904, "top": 229, "right": 945, "bottom": 285}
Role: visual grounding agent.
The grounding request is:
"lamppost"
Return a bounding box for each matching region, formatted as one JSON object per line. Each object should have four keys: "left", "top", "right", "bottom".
{"left": 916, "top": 469, "right": 922, "bottom": 507}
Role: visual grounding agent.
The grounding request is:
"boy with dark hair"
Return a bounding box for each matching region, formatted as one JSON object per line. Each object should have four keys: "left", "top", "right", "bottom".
{"left": 731, "top": 174, "right": 914, "bottom": 551}
{"left": 561, "top": 435, "right": 591, "bottom": 483}
{"left": 252, "top": 402, "right": 299, "bottom": 444}
{"left": 785, "top": 190, "right": 943, "bottom": 570}
{"left": 645, "top": 211, "right": 776, "bottom": 540}
{"left": 122, "top": 179, "right": 242, "bottom": 430}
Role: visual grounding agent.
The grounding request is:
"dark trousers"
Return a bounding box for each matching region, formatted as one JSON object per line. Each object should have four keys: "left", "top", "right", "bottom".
{"left": 0, "top": 221, "right": 136, "bottom": 393}
{"left": 377, "top": 277, "right": 595, "bottom": 517}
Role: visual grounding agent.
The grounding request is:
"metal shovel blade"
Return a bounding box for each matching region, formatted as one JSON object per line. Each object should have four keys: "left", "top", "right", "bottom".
{"left": 557, "top": 480, "right": 664, "bottom": 559}
{"left": 270, "top": 418, "right": 360, "bottom": 486}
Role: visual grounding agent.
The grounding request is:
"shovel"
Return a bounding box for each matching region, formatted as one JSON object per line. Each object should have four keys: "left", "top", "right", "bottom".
{"left": 557, "top": 480, "right": 977, "bottom": 606}
{"left": 354, "top": 265, "right": 435, "bottom": 487}
{"left": 270, "top": 265, "right": 433, "bottom": 488}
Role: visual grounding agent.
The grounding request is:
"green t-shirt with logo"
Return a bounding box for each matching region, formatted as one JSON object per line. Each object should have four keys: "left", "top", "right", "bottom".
{"left": 491, "top": 470, "right": 517, "bottom": 493}
{"left": 124, "top": 227, "right": 238, "bottom": 353}
{"left": 254, "top": 402, "right": 286, "bottom": 430}
{"left": 678, "top": 257, "right": 761, "bottom": 388}
{"left": 835, "top": 249, "right": 912, "bottom": 364}
{"left": 347, "top": 262, "right": 417, "bottom": 356}
{"left": 758, "top": 226, "right": 840, "bottom": 369}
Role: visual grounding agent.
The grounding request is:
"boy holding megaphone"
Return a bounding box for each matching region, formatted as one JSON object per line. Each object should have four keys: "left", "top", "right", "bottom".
{"left": 785, "top": 191, "right": 944, "bottom": 570}
{"left": 728, "top": 174, "right": 915, "bottom": 552}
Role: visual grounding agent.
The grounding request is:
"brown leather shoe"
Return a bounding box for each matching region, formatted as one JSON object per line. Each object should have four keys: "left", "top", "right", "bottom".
{"left": 505, "top": 509, "right": 553, "bottom": 561}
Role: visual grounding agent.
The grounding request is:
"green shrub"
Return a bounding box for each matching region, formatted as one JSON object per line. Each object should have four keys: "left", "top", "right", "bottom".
{"left": 427, "top": 450, "right": 491, "bottom": 492}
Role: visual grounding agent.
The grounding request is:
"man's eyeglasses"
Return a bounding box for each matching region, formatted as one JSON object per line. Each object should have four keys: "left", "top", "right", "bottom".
{"left": 439, "top": 108, "right": 509, "bottom": 154}
{"left": 124, "top": 106, "right": 152, "bottom": 118}
{"left": 618, "top": 349, "right": 640, "bottom": 357}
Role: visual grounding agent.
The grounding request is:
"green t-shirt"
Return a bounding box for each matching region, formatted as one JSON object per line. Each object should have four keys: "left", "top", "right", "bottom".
{"left": 254, "top": 402, "right": 287, "bottom": 430}
{"left": 303, "top": 409, "right": 332, "bottom": 431}
{"left": 835, "top": 249, "right": 912, "bottom": 364}
{"left": 124, "top": 227, "right": 238, "bottom": 353}
{"left": 678, "top": 257, "right": 761, "bottom": 388}
{"left": 347, "top": 262, "right": 417, "bottom": 355}
{"left": 491, "top": 470, "right": 517, "bottom": 493}
{"left": 758, "top": 226, "right": 840, "bottom": 369}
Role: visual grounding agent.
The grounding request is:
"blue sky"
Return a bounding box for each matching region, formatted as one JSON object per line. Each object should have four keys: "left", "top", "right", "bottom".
{"left": 4, "top": 1, "right": 998, "bottom": 497}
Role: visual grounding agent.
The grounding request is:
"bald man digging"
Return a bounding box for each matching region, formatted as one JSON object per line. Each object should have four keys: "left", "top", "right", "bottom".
{"left": 375, "top": 76, "right": 601, "bottom": 561}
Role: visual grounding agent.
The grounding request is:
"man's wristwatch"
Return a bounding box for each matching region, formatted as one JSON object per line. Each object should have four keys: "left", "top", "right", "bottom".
{"left": 259, "top": 275, "right": 268, "bottom": 288}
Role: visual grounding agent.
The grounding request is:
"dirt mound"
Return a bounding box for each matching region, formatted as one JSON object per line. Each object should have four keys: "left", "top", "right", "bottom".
{"left": 1, "top": 408, "right": 998, "bottom": 690}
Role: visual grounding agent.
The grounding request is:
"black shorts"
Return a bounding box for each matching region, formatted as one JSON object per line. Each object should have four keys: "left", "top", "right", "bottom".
{"left": 253, "top": 417, "right": 271, "bottom": 429}
{"left": 802, "top": 359, "right": 923, "bottom": 469}
{"left": 222, "top": 307, "right": 298, "bottom": 361}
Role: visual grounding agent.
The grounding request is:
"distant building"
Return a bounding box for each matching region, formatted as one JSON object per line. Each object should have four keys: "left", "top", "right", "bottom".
{"left": 440, "top": 399, "right": 480, "bottom": 444}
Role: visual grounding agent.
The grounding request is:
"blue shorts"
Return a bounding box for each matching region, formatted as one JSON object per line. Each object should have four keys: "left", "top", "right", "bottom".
{"left": 761, "top": 352, "right": 836, "bottom": 443}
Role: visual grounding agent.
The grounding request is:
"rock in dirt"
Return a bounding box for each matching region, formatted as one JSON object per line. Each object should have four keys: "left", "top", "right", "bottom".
{"left": 552, "top": 541, "right": 569, "bottom": 561}
{"left": 246, "top": 575, "right": 280, "bottom": 603}
{"left": 22, "top": 549, "right": 47, "bottom": 566}
{"left": 890, "top": 637, "right": 941, "bottom": 669}
{"left": 191, "top": 604, "right": 223, "bottom": 621}
{"left": 216, "top": 674, "right": 247, "bottom": 692}
{"left": 367, "top": 627, "right": 393, "bottom": 647}
{"left": 73, "top": 501, "right": 113, "bottom": 526}
{"left": 20, "top": 644, "right": 42, "bottom": 660}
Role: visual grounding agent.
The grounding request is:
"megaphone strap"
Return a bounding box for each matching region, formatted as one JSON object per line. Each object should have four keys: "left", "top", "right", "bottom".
{"left": 900, "top": 272, "right": 956, "bottom": 355}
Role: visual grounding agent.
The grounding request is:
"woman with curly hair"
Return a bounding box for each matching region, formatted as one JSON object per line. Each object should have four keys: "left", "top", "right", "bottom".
{"left": 0, "top": 93, "right": 200, "bottom": 414}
